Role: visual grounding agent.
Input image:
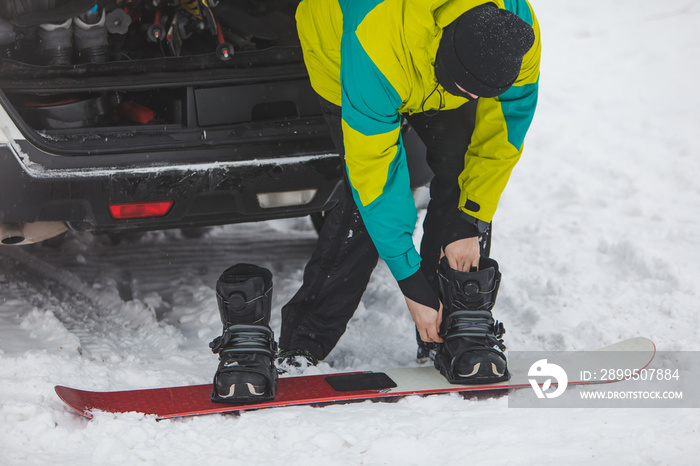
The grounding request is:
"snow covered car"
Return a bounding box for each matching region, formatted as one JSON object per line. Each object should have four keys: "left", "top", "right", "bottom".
{"left": 0, "top": 0, "right": 432, "bottom": 245}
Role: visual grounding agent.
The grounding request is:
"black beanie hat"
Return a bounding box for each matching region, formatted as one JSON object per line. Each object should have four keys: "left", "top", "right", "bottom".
{"left": 435, "top": 3, "right": 535, "bottom": 98}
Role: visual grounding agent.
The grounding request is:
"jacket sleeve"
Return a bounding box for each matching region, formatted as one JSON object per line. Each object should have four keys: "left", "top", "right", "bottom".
{"left": 339, "top": 27, "right": 421, "bottom": 282}
{"left": 458, "top": 2, "right": 542, "bottom": 224}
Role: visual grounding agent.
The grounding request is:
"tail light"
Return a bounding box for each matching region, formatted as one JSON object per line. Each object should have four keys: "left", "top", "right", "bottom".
{"left": 109, "top": 201, "right": 173, "bottom": 220}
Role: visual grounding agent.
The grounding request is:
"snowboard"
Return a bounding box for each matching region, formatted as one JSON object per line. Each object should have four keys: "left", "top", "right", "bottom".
{"left": 55, "top": 337, "right": 655, "bottom": 420}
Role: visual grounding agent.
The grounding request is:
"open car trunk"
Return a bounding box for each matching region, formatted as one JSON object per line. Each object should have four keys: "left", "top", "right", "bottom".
{"left": 0, "top": 0, "right": 325, "bottom": 158}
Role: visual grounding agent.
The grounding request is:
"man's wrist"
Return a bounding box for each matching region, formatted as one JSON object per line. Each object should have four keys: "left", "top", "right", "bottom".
{"left": 398, "top": 269, "right": 440, "bottom": 311}
{"left": 441, "top": 212, "right": 488, "bottom": 251}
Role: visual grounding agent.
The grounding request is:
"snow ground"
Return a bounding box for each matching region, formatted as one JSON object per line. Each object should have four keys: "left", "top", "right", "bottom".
{"left": 2, "top": 0, "right": 700, "bottom": 464}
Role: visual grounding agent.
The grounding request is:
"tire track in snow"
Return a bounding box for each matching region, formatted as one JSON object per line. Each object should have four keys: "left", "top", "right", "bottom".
{"left": 13, "top": 224, "right": 318, "bottom": 306}
{"left": 0, "top": 246, "right": 171, "bottom": 361}
{"left": 0, "top": 223, "right": 319, "bottom": 366}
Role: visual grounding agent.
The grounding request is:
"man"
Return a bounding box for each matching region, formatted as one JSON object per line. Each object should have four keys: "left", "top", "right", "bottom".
{"left": 209, "top": 0, "right": 541, "bottom": 402}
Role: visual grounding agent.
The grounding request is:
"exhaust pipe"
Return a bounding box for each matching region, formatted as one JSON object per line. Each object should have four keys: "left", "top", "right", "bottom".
{"left": 1, "top": 222, "right": 25, "bottom": 245}
{"left": 0, "top": 222, "right": 67, "bottom": 245}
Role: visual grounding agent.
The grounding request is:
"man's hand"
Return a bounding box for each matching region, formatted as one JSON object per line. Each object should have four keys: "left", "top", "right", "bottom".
{"left": 405, "top": 296, "right": 443, "bottom": 343}
{"left": 443, "top": 236, "right": 480, "bottom": 272}
{"left": 404, "top": 237, "right": 479, "bottom": 343}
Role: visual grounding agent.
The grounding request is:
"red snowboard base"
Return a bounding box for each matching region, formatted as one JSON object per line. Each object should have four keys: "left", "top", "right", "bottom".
{"left": 55, "top": 337, "right": 655, "bottom": 420}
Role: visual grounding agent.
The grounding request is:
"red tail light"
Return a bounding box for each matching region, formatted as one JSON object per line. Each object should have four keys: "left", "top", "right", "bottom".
{"left": 109, "top": 201, "right": 174, "bottom": 220}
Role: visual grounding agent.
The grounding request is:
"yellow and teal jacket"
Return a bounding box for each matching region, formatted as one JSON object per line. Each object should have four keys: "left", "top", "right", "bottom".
{"left": 297, "top": 0, "right": 541, "bottom": 281}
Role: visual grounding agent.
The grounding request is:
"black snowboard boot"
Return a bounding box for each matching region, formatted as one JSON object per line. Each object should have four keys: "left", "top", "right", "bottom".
{"left": 434, "top": 257, "right": 510, "bottom": 384}
{"left": 209, "top": 264, "right": 278, "bottom": 403}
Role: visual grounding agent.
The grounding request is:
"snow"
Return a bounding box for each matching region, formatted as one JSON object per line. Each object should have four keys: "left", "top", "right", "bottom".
{"left": 12, "top": 150, "right": 338, "bottom": 180}
{"left": 1, "top": 0, "right": 700, "bottom": 464}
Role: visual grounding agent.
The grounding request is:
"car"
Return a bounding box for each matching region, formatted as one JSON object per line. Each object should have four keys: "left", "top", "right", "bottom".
{"left": 0, "top": 0, "right": 429, "bottom": 246}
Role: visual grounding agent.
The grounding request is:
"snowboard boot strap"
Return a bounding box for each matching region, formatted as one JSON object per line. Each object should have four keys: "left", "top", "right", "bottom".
{"left": 210, "top": 324, "right": 278, "bottom": 356}
{"left": 438, "top": 310, "right": 508, "bottom": 383}
{"left": 210, "top": 324, "right": 278, "bottom": 402}
{"left": 435, "top": 257, "right": 510, "bottom": 384}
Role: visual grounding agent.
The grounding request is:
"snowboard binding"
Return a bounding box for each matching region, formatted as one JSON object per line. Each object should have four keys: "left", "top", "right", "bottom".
{"left": 434, "top": 257, "right": 510, "bottom": 384}
{"left": 210, "top": 264, "right": 278, "bottom": 403}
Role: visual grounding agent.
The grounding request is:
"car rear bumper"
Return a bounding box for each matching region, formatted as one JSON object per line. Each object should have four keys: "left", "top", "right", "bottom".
{"left": 0, "top": 132, "right": 343, "bottom": 234}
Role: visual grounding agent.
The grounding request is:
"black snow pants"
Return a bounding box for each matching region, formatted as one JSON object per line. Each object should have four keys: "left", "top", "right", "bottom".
{"left": 279, "top": 97, "right": 487, "bottom": 360}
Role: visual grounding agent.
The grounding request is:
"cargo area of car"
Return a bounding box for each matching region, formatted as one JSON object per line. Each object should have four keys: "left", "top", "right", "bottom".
{"left": 0, "top": 0, "right": 326, "bottom": 158}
